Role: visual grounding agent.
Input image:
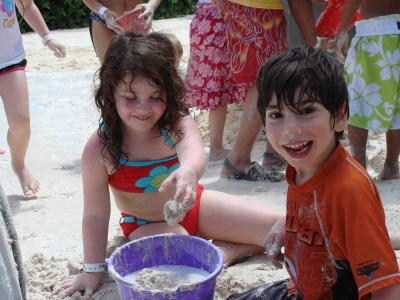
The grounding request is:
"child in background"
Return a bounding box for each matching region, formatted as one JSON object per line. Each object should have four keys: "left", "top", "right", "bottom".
{"left": 334, "top": 0, "right": 400, "bottom": 180}
{"left": 164, "top": 33, "right": 183, "bottom": 70}
{"left": 0, "top": 0, "right": 66, "bottom": 196}
{"left": 55, "top": 32, "right": 284, "bottom": 298}
{"left": 228, "top": 47, "right": 400, "bottom": 299}
{"left": 185, "top": 0, "right": 251, "bottom": 162}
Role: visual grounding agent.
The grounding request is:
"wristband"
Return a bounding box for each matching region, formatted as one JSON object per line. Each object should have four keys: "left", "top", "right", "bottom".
{"left": 313, "top": 36, "right": 321, "bottom": 49}
{"left": 41, "top": 34, "right": 54, "bottom": 45}
{"left": 84, "top": 263, "right": 106, "bottom": 272}
{"left": 98, "top": 6, "right": 108, "bottom": 19}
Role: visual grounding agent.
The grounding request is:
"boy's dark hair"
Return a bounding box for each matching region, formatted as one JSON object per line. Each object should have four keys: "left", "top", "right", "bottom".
{"left": 257, "top": 46, "right": 349, "bottom": 139}
{"left": 94, "top": 32, "right": 189, "bottom": 171}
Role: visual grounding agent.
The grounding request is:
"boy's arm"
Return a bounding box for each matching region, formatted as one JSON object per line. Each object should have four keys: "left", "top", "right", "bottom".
{"left": 371, "top": 283, "right": 400, "bottom": 299}
{"left": 16, "top": 0, "right": 66, "bottom": 57}
{"left": 288, "top": 0, "right": 319, "bottom": 47}
{"left": 335, "top": 0, "right": 363, "bottom": 62}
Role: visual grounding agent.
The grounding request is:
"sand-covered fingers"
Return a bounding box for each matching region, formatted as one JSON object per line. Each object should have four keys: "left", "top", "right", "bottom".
{"left": 46, "top": 39, "right": 66, "bottom": 58}
{"left": 53, "top": 273, "right": 102, "bottom": 299}
{"left": 159, "top": 166, "right": 197, "bottom": 203}
{"left": 264, "top": 216, "right": 286, "bottom": 269}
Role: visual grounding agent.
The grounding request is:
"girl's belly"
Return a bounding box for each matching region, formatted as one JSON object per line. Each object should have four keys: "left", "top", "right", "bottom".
{"left": 111, "top": 186, "right": 177, "bottom": 221}
{"left": 97, "top": 0, "right": 142, "bottom": 16}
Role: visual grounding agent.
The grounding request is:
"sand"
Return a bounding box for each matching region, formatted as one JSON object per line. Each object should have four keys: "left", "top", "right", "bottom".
{"left": 0, "top": 15, "right": 399, "bottom": 300}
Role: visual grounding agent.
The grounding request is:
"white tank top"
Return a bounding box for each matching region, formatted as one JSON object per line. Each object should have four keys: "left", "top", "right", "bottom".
{"left": 0, "top": 0, "right": 26, "bottom": 69}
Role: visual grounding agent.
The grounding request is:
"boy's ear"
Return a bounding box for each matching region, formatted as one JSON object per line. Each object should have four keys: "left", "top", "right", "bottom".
{"left": 334, "top": 102, "right": 348, "bottom": 133}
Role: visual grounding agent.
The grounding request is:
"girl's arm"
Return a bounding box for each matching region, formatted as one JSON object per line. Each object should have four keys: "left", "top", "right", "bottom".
{"left": 17, "top": 0, "right": 66, "bottom": 57}
{"left": 81, "top": 0, "right": 124, "bottom": 33}
{"left": 56, "top": 131, "right": 111, "bottom": 298}
{"left": 159, "top": 116, "right": 207, "bottom": 202}
{"left": 131, "top": 0, "right": 161, "bottom": 30}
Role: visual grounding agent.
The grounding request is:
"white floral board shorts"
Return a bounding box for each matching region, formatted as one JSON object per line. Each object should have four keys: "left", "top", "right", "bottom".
{"left": 345, "top": 15, "right": 400, "bottom": 132}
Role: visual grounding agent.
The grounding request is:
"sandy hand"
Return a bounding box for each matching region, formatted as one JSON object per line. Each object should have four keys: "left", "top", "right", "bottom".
{"left": 163, "top": 196, "right": 196, "bottom": 226}
{"left": 53, "top": 273, "right": 102, "bottom": 299}
{"left": 46, "top": 39, "right": 66, "bottom": 58}
{"left": 264, "top": 216, "right": 286, "bottom": 269}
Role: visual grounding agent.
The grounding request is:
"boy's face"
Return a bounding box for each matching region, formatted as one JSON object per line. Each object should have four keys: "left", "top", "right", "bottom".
{"left": 264, "top": 88, "right": 347, "bottom": 183}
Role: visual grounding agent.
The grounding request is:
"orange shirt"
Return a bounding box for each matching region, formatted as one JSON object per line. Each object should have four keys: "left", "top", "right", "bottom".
{"left": 284, "top": 143, "right": 400, "bottom": 299}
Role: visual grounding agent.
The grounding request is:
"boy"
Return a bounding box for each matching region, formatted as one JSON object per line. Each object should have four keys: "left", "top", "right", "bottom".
{"left": 228, "top": 47, "right": 400, "bottom": 299}
{"left": 335, "top": 0, "right": 400, "bottom": 180}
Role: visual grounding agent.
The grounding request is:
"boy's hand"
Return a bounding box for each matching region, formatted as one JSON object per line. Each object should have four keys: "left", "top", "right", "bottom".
{"left": 264, "top": 216, "right": 286, "bottom": 269}
{"left": 45, "top": 39, "right": 66, "bottom": 58}
{"left": 53, "top": 272, "right": 102, "bottom": 299}
{"left": 159, "top": 166, "right": 197, "bottom": 208}
{"left": 334, "top": 31, "right": 349, "bottom": 64}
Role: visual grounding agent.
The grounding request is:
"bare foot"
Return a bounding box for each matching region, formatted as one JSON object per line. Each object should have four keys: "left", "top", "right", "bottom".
{"left": 13, "top": 166, "right": 40, "bottom": 196}
{"left": 389, "top": 232, "right": 400, "bottom": 250}
{"left": 209, "top": 148, "right": 231, "bottom": 162}
{"left": 213, "top": 240, "right": 264, "bottom": 266}
{"left": 377, "top": 161, "right": 400, "bottom": 180}
{"left": 0, "top": 148, "right": 5, "bottom": 155}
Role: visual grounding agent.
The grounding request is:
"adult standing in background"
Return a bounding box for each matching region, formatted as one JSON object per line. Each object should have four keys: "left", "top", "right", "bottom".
{"left": 216, "top": 0, "right": 323, "bottom": 181}
{"left": 82, "top": 0, "right": 160, "bottom": 64}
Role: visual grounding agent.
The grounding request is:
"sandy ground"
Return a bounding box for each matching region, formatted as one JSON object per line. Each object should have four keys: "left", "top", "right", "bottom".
{"left": 0, "top": 15, "right": 399, "bottom": 300}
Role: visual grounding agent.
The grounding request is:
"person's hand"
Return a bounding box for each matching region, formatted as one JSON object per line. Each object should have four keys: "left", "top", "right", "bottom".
{"left": 334, "top": 31, "right": 349, "bottom": 64}
{"left": 103, "top": 9, "right": 124, "bottom": 34}
{"left": 264, "top": 216, "right": 286, "bottom": 269}
{"left": 52, "top": 272, "right": 102, "bottom": 299}
{"left": 131, "top": 1, "right": 158, "bottom": 31}
{"left": 159, "top": 166, "right": 197, "bottom": 207}
{"left": 45, "top": 39, "right": 66, "bottom": 58}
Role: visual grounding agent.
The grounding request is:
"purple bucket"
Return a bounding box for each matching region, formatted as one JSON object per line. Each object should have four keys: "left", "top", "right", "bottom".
{"left": 108, "top": 234, "right": 224, "bottom": 300}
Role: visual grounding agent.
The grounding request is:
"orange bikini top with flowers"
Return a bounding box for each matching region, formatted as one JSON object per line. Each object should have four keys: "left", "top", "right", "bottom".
{"left": 108, "top": 129, "right": 180, "bottom": 193}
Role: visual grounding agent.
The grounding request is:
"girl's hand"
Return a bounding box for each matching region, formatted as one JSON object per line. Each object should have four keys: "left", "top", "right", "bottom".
{"left": 131, "top": 2, "right": 157, "bottom": 31}
{"left": 103, "top": 9, "right": 124, "bottom": 34}
{"left": 159, "top": 166, "right": 197, "bottom": 207}
{"left": 45, "top": 39, "right": 66, "bottom": 58}
{"left": 53, "top": 272, "right": 102, "bottom": 299}
{"left": 264, "top": 216, "right": 286, "bottom": 269}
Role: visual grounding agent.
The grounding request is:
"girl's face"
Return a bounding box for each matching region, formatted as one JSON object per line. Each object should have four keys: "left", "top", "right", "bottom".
{"left": 114, "top": 75, "right": 167, "bottom": 133}
{"left": 264, "top": 88, "right": 347, "bottom": 183}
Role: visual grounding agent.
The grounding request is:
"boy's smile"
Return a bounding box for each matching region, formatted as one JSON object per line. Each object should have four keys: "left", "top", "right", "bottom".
{"left": 265, "top": 89, "right": 347, "bottom": 184}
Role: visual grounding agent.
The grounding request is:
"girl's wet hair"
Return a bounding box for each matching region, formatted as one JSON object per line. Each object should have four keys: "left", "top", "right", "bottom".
{"left": 94, "top": 32, "right": 189, "bottom": 170}
{"left": 257, "top": 46, "right": 349, "bottom": 139}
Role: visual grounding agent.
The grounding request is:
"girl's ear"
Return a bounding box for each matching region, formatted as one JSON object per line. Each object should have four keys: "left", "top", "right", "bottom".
{"left": 334, "top": 102, "right": 348, "bottom": 133}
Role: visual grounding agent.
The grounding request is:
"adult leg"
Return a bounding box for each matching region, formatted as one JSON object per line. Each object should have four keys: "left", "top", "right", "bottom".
{"left": 91, "top": 21, "right": 116, "bottom": 64}
{"left": 197, "top": 190, "right": 284, "bottom": 264}
{"left": 348, "top": 124, "right": 368, "bottom": 169}
{"left": 378, "top": 129, "right": 400, "bottom": 180}
{"left": 209, "top": 105, "right": 231, "bottom": 161}
{"left": 0, "top": 71, "right": 40, "bottom": 196}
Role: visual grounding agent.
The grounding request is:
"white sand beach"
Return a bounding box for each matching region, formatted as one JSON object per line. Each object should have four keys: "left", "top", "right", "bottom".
{"left": 0, "top": 15, "right": 399, "bottom": 300}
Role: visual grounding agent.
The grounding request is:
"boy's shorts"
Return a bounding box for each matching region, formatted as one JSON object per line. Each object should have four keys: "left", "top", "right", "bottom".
{"left": 119, "top": 184, "right": 204, "bottom": 238}
{"left": 216, "top": 0, "right": 288, "bottom": 84}
{"left": 346, "top": 15, "right": 400, "bottom": 132}
{"left": 227, "top": 278, "right": 301, "bottom": 300}
{"left": 0, "top": 59, "right": 27, "bottom": 76}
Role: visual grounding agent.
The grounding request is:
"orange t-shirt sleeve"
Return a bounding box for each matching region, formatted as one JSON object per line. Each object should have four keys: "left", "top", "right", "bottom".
{"left": 322, "top": 160, "right": 400, "bottom": 298}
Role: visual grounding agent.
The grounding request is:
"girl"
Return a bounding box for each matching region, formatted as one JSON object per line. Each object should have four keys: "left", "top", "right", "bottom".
{"left": 185, "top": 0, "right": 251, "bottom": 162}
{"left": 82, "top": 0, "right": 161, "bottom": 64}
{"left": 56, "top": 32, "right": 283, "bottom": 299}
{"left": 0, "top": 0, "right": 66, "bottom": 196}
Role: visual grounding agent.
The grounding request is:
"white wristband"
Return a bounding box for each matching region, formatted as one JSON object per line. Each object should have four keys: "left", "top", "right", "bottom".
{"left": 42, "top": 34, "right": 54, "bottom": 45}
{"left": 84, "top": 263, "right": 106, "bottom": 272}
{"left": 313, "top": 36, "right": 321, "bottom": 49}
{"left": 98, "top": 6, "right": 108, "bottom": 19}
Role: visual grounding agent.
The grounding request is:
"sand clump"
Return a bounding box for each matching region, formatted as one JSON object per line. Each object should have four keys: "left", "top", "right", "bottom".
{"left": 131, "top": 268, "right": 191, "bottom": 292}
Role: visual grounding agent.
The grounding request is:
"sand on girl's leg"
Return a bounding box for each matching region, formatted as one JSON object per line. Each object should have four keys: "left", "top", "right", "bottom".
{"left": 212, "top": 240, "right": 264, "bottom": 266}
{"left": 13, "top": 165, "right": 40, "bottom": 196}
